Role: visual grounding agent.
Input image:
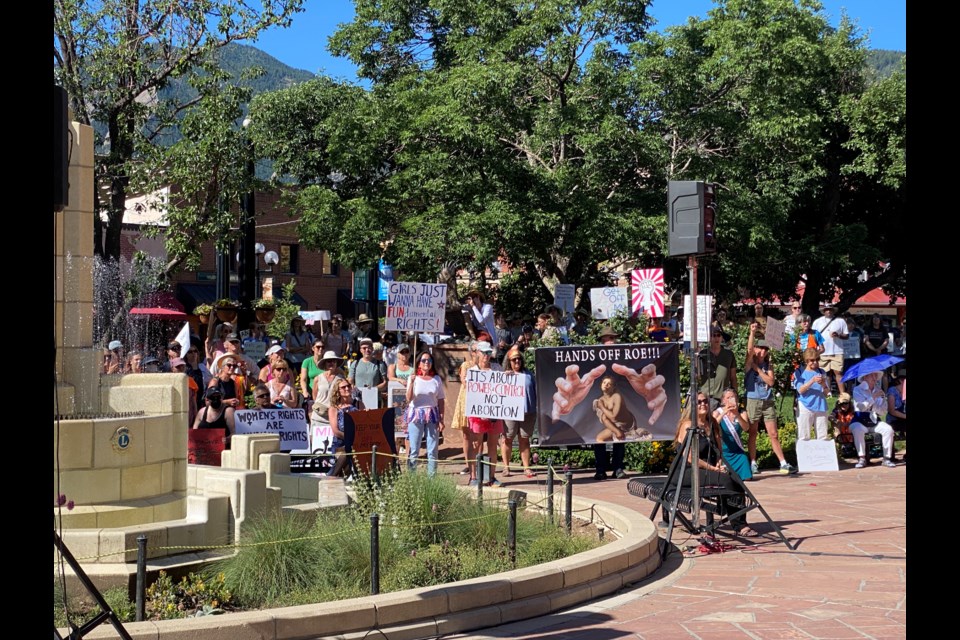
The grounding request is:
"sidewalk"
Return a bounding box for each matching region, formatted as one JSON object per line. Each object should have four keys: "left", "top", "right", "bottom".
{"left": 434, "top": 431, "right": 907, "bottom": 639}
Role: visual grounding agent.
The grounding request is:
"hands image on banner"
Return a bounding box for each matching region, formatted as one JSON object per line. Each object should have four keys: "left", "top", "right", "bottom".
{"left": 551, "top": 362, "right": 667, "bottom": 425}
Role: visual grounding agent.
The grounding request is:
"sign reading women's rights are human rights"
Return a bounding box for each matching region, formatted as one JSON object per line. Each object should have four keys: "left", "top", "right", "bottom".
{"left": 465, "top": 370, "right": 527, "bottom": 420}
{"left": 385, "top": 282, "right": 448, "bottom": 333}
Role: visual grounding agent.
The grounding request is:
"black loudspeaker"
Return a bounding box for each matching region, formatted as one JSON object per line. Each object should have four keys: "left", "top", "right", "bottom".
{"left": 667, "top": 180, "right": 717, "bottom": 257}
{"left": 54, "top": 85, "right": 69, "bottom": 212}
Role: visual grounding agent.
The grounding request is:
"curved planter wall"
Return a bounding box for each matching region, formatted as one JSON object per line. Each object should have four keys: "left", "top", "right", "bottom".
{"left": 70, "top": 489, "right": 662, "bottom": 640}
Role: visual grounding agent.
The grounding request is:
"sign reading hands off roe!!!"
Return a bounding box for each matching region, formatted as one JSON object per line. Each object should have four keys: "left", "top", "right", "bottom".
{"left": 385, "top": 282, "right": 448, "bottom": 333}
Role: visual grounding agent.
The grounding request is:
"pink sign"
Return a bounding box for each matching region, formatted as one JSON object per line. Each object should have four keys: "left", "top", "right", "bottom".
{"left": 631, "top": 268, "right": 665, "bottom": 318}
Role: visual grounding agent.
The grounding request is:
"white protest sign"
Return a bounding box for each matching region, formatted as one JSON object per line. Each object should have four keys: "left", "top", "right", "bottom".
{"left": 843, "top": 335, "right": 861, "bottom": 360}
{"left": 683, "top": 295, "right": 713, "bottom": 344}
{"left": 465, "top": 369, "right": 526, "bottom": 420}
{"left": 796, "top": 439, "right": 840, "bottom": 472}
{"left": 590, "top": 287, "right": 628, "bottom": 320}
{"left": 385, "top": 282, "right": 448, "bottom": 333}
{"left": 360, "top": 386, "right": 380, "bottom": 410}
{"left": 243, "top": 339, "right": 266, "bottom": 362}
{"left": 387, "top": 381, "right": 409, "bottom": 438}
{"left": 765, "top": 317, "right": 786, "bottom": 350}
{"left": 553, "top": 284, "right": 576, "bottom": 315}
{"left": 234, "top": 408, "right": 308, "bottom": 452}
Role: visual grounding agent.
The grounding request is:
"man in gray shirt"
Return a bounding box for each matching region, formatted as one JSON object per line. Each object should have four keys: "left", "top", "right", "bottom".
{"left": 349, "top": 337, "right": 387, "bottom": 403}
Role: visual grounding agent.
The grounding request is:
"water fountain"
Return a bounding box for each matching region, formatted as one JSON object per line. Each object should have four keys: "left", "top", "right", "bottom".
{"left": 53, "top": 119, "right": 342, "bottom": 593}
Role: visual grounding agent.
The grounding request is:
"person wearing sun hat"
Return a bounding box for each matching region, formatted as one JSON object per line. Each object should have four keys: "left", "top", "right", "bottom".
{"left": 812, "top": 302, "right": 849, "bottom": 396}
{"left": 309, "top": 349, "right": 348, "bottom": 450}
{"left": 349, "top": 313, "right": 381, "bottom": 355}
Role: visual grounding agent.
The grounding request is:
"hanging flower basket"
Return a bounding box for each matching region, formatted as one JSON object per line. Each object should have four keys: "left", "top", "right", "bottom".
{"left": 214, "top": 299, "right": 239, "bottom": 323}
{"left": 255, "top": 308, "right": 275, "bottom": 323}
{"left": 194, "top": 304, "right": 213, "bottom": 324}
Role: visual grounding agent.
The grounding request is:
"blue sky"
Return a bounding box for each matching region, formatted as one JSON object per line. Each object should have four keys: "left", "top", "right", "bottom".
{"left": 251, "top": 0, "right": 906, "bottom": 79}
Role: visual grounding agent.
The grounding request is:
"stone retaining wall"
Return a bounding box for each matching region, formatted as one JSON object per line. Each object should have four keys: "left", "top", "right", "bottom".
{"left": 69, "top": 489, "right": 661, "bottom": 640}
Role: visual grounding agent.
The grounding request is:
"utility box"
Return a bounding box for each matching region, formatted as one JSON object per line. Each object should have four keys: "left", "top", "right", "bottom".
{"left": 667, "top": 181, "right": 717, "bottom": 257}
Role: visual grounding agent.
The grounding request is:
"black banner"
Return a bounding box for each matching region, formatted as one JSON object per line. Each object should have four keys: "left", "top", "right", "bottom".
{"left": 534, "top": 342, "right": 681, "bottom": 446}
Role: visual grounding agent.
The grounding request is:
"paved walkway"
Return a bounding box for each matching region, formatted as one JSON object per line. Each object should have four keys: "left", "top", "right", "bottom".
{"left": 432, "top": 431, "right": 907, "bottom": 639}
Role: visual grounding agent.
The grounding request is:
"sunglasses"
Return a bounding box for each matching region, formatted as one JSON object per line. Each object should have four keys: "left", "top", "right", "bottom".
{"left": 420, "top": 358, "right": 432, "bottom": 363}
{"left": 339, "top": 385, "right": 351, "bottom": 390}
{"left": 274, "top": 366, "right": 288, "bottom": 371}
{"left": 696, "top": 399, "right": 710, "bottom": 406}
{"left": 510, "top": 357, "right": 522, "bottom": 363}
{"left": 255, "top": 393, "right": 270, "bottom": 400}
{"left": 223, "top": 363, "right": 237, "bottom": 369}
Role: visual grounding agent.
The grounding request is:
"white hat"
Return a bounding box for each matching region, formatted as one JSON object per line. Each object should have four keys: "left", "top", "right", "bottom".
{"left": 475, "top": 341, "right": 494, "bottom": 354}
{"left": 211, "top": 352, "right": 239, "bottom": 374}
{"left": 108, "top": 340, "right": 123, "bottom": 350}
{"left": 319, "top": 351, "right": 342, "bottom": 364}
{"left": 265, "top": 344, "right": 285, "bottom": 357}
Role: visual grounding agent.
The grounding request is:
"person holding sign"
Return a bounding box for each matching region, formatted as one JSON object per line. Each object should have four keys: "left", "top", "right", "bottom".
{"left": 405, "top": 351, "right": 445, "bottom": 475}
{"left": 328, "top": 379, "right": 365, "bottom": 478}
{"left": 193, "top": 387, "right": 236, "bottom": 449}
{"left": 501, "top": 347, "right": 537, "bottom": 479}
{"left": 467, "top": 341, "right": 503, "bottom": 487}
{"left": 388, "top": 343, "right": 415, "bottom": 455}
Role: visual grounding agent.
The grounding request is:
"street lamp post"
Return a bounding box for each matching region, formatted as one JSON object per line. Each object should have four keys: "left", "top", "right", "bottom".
{"left": 238, "top": 116, "right": 257, "bottom": 330}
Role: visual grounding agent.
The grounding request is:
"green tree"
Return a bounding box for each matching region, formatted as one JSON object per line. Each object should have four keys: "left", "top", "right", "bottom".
{"left": 250, "top": 0, "right": 661, "bottom": 293}
{"left": 54, "top": 0, "right": 305, "bottom": 265}
{"left": 625, "top": 0, "right": 905, "bottom": 314}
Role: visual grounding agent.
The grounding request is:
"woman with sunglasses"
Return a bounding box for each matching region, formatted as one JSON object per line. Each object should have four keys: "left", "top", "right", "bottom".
{"left": 207, "top": 354, "right": 245, "bottom": 409}
{"left": 268, "top": 360, "right": 299, "bottom": 409}
{"left": 193, "top": 387, "right": 236, "bottom": 450}
{"left": 501, "top": 347, "right": 537, "bottom": 478}
{"left": 328, "top": 378, "right": 364, "bottom": 477}
{"left": 310, "top": 351, "right": 346, "bottom": 452}
{"left": 404, "top": 351, "right": 445, "bottom": 475}
{"left": 791, "top": 348, "right": 829, "bottom": 441}
{"left": 673, "top": 393, "right": 756, "bottom": 538}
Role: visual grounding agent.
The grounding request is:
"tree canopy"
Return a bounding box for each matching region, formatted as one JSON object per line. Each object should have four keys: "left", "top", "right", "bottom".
{"left": 246, "top": 0, "right": 905, "bottom": 315}
{"left": 54, "top": 0, "right": 305, "bottom": 270}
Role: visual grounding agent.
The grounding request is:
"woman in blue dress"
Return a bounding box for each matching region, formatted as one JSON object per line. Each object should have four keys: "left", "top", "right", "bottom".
{"left": 714, "top": 388, "right": 753, "bottom": 482}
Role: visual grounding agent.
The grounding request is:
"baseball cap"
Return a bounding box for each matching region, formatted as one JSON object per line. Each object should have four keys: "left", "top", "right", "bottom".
{"left": 359, "top": 337, "right": 374, "bottom": 347}
{"left": 755, "top": 340, "right": 769, "bottom": 349}
{"left": 205, "top": 387, "right": 223, "bottom": 398}
{"left": 167, "top": 341, "right": 181, "bottom": 351}
{"left": 397, "top": 343, "right": 411, "bottom": 353}
{"left": 108, "top": 340, "right": 123, "bottom": 350}
{"left": 169, "top": 357, "right": 186, "bottom": 368}
{"left": 225, "top": 333, "right": 241, "bottom": 343}
{"left": 475, "top": 341, "right": 494, "bottom": 354}
{"left": 265, "top": 345, "right": 285, "bottom": 357}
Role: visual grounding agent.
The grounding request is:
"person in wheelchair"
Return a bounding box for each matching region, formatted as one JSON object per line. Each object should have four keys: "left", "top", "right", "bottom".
{"left": 829, "top": 393, "right": 858, "bottom": 459}
{"left": 851, "top": 372, "right": 896, "bottom": 468}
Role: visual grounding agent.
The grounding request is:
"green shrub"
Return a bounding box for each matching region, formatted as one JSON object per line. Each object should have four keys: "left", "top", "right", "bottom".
{"left": 145, "top": 570, "right": 233, "bottom": 620}
{"left": 212, "top": 510, "right": 322, "bottom": 608}
{"left": 54, "top": 583, "right": 134, "bottom": 629}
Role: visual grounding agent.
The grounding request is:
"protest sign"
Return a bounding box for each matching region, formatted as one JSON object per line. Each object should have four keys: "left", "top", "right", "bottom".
{"left": 243, "top": 339, "right": 266, "bottom": 362}
{"left": 234, "top": 407, "right": 309, "bottom": 452}
{"left": 631, "top": 269, "right": 665, "bottom": 318}
{"left": 465, "top": 369, "right": 526, "bottom": 421}
{"left": 534, "top": 342, "right": 681, "bottom": 446}
{"left": 342, "top": 408, "right": 395, "bottom": 476}
{"left": 553, "top": 284, "right": 575, "bottom": 315}
{"left": 765, "top": 317, "right": 786, "bottom": 350}
{"left": 387, "top": 381, "right": 409, "bottom": 438}
{"left": 385, "top": 281, "right": 448, "bottom": 333}
{"left": 843, "top": 335, "right": 861, "bottom": 360}
{"left": 187, "top": 429, "right": 225, "bottom": 466}
{"left": 683, "top": 295, "right": 713, "bottom": 344}
{"left": 360, "top": 386, "right": 380, "bottom": 410}
{"left": 796, "top": 439, "right": 840, "bottom": 472}
{"left": 590, "top": 287, "right": 628, "bottom": 319}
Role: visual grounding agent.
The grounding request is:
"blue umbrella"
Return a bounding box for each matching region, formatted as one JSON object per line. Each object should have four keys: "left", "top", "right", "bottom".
{"left": 841, "top": 354, "right": 904, "bottom": 383}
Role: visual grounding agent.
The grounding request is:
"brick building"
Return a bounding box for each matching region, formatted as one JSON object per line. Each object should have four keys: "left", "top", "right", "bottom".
{"left": 119, "top": 187, "right": 358, "bottom": 323}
